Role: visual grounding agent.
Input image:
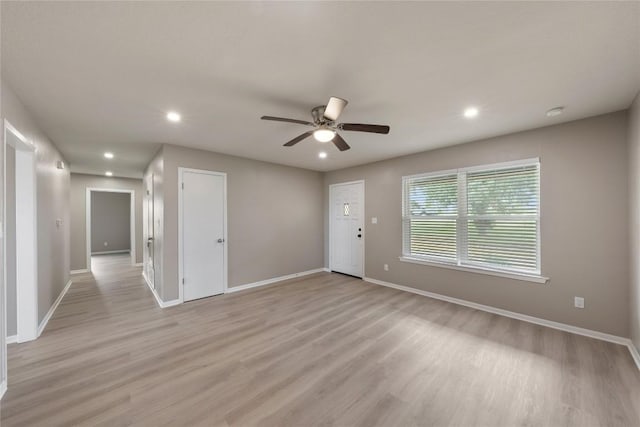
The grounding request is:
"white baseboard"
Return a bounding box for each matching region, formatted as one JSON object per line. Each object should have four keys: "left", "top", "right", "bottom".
{"left": 363, "top": 277, "right": 640, "bottom": 370}
{"left": 70, "top": 269, "right": 90, "bottom": 275}
{"left": 629, "top": 341, "right": 640, "bottom": 371}
{"left": 37, "top": 279, "right": 73, "bottom": 337}
{"left": 0, "top": 380, "right": 6, "bottom": 400}
{"left": 159, "top": 298, "right": 181, "bottom": 308}
{"left": 6, "top": 335, "right": 17, "bottom": 344}
{"left": 226, "top": 268, "right": 326, "bottom": 294}
{"left": 91, "top": 250, "right": 130, "bottom": 255}
{"left": 142, "top": 271, "right": 181, "bottom": 308}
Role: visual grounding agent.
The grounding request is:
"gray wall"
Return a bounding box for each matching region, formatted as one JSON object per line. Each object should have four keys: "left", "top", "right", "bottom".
{"left": 90, "top": 192, "right": 131, "bottom": 253}
{"left": 70, "top": 173, "right": 143, "bottom": 271}
{"left": 1, "top": 80, "right": 70, "bottom": 326}
{"left": 325, "top": 112, "right": 629, "bottom": 337}
{"left": 629, "top": 92, "right": 640, "bottom": 353}
{"left": 5, "top": 145, "right": 16, "bottom": 337}
{"left": 147, "top": 144, "right": 324, "bottom": 302}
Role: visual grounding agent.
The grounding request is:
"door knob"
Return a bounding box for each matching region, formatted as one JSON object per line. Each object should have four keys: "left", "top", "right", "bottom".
{"left": 217, "top": 238, "right": 225, "bottom": 243}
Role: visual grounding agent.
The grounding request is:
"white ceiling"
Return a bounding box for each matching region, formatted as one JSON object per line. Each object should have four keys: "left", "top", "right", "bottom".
{"left": 2, "top": 1, "right": 639, "bottom": 177}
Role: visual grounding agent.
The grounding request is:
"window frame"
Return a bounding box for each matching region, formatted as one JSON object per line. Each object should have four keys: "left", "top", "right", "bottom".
{"left": 401, "top": 158, "right": 547, "bottom": 284}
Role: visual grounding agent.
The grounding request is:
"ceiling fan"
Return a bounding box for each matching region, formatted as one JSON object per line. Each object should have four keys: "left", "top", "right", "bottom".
{"left": 261, "top": 97, "right": 390, "bottom": 151}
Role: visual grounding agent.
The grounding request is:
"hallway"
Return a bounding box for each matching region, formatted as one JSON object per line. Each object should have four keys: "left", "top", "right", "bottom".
{"left": 0, "top": 254, "right": 156, "bottom": 425}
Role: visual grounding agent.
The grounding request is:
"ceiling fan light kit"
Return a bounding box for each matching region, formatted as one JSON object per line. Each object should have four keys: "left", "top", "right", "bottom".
{"left": 313, "top": 126, "right": 336, "bottom": 142}
{"left": 261, "top": 96, "right": 390, "bottom": 152}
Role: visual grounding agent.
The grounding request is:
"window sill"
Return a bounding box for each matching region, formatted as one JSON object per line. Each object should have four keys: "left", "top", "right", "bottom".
{"left": 398, "top": 256, "right": 549, "bottom": 284}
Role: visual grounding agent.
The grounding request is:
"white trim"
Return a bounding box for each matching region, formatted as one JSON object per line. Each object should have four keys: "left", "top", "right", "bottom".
{"left": 37, "top": 279, "right": 72, "bottom": 338}
{"left": 91, "top": 250, "right": 131, "bottom": 255}
{"left": 329, "top": 180, "right": 365, "bottom": 278}
{"left": 0, "top": 380, "right": 6, "bottom": 400}
{"left": 3, "top": 121, "right": 27, "bottom": 144}
{"left": 70, "top": 269, "right": 90, "bottom": 275}
{"left": 134, "top": 262, "right": 143, "bottom": 267}
{"left": 399, "top": 256, "right": 549, "bottom": 284}
{"left": 86, "top": 188, "right": 136, "bottom": 272}
{"left": 159, "top": 299, "right": 181, "bottom": 308}
{"left": 226, "top": 269, "right": 326, "bottom": 293}
{"left": 629, "top": 342, "right": 640, "bottom": 371}
{"left": 6, "top": 335, "right": 17, "bottom": 344}
{"left": 3, "top": 120, "right": 39, "bottom": 352}
{"left": 178, "top": 168, "right": 228, "bottom": 303}
{"left": 363, "top": 276, "right": 640, "bottom": 370}
{"left": 143, "top": 271, "right": 181, "bottom": 308}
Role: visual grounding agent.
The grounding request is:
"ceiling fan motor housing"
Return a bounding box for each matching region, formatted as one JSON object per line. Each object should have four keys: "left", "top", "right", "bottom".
{"left": 311, "top": 105, "right": 328, "bottom": 125}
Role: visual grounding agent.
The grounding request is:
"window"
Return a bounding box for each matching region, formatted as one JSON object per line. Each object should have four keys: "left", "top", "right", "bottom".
{"left": 402, "top": 159, "right": 540, "bottom": 277}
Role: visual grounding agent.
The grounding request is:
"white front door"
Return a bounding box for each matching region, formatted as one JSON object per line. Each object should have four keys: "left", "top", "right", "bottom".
{"left": 330, "top": 181, "right": 364, "bottom": 277}
{"left": 180, "top": 169, "right": 226, "bottom": 302}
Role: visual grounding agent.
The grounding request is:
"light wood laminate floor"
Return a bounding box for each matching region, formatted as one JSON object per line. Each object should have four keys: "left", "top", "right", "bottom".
{"left": 2, "top": 254, "right": 639, "bottom": 426}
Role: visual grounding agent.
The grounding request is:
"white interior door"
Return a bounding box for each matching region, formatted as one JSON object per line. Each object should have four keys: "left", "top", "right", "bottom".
{"left": 145, "top": 174, "right": 154, "bottom": 288}
{"left": 180, "top": 169, "right": 226, "bottom": 302}
{"left": 330, "top": 181, "right": 364, "bottom": 277}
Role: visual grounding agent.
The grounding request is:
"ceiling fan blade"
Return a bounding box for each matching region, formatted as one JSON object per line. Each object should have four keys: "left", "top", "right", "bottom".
{"left": 332, "top": 133, "right": 350, "bottom": 151}
{"left": 284, "top": 131, "right": 314, "bottom": 147}
{"left": 340, "top": 123, "right": 390, "bottom": 134}
{"left": 323, "top": 97, "right": 348, "bottom": 121}
{"left": 261, "top": 116, "right": 314, "bottom": 126}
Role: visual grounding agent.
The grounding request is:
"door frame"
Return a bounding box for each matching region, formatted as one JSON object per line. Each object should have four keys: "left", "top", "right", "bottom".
{"left": 329, "top": 180, "right": 365, "bottom": 278}
{"left": 3, "top": 119, "right": 38, "bottom": 349}
{"left": 178, "top": 167, "right": 228, "bottom": 303}
{"left": 86, "top": 188, "right": 135, "bottom": 271}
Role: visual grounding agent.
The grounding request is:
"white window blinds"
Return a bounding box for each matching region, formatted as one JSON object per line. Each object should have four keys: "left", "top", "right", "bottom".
{"left": 402, "top": 159, "right": 540, "bottom": 275}
{"left": 403, "top": 173, "right": 458, "bottom": 261}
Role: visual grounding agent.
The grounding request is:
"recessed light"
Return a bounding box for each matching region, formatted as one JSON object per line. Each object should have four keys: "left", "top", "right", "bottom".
{"left": 105, "top": 171, "right": 113, "bottom": 177}
{"left": 546, "top": 106, "right": 564, "bottom": 117}
{"left": 104, "top": 152, "right": 114, "bottom": 159}
{"left": 166, "top": 111, "right": 181, "bottom": 122}
{"left": 464, "top": 107, "right": 479, "bottom": 118}
{"left": 318, "top": 151, "right": 327, "bottom": 159}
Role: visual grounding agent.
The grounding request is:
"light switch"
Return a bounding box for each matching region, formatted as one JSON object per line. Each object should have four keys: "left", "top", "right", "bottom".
{"left": 371, "top": 217, "right": 378, "bottom": 224}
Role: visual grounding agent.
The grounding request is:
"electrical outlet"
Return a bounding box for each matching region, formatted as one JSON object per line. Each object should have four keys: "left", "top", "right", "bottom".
{"left": 574, "top": 297, "right": 585, "bottom": 309}
{"left": 104, "top": 241, "right": 108, "bottom": 247}
{"left": 371, "top": 217, "right": 378, "bottom": 224}
{"left": 384, "top": 264, "right": 389, "bottom": 271}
